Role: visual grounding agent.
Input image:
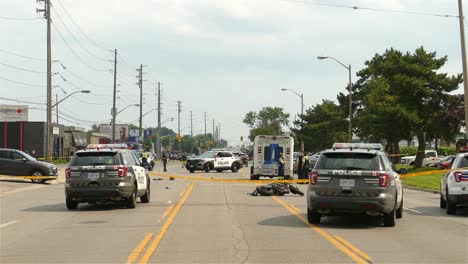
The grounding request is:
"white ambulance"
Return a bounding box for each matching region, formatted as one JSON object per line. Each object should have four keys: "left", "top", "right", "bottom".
{"left": 250, "top": 135, "right": 294, "bottom": 180}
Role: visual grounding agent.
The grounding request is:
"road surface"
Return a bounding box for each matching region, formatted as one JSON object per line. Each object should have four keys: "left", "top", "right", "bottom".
{"left": 0, "top": 161, "right": 467, "bottom": 263}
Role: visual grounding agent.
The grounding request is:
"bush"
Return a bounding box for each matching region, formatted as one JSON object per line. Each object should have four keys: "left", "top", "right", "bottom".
{"left": 400, "top": 146, "right": 417, "bottom": 156}
{"left": 52, "top": 158, "right": 69, "bottom": 165}
{"left": 437, "top": 146, "right": 456, "bottom": 156}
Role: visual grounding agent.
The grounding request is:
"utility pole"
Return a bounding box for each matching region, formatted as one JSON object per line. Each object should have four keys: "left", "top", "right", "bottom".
{"left": 212, "top": 119, "right": 215, "bottom": 140}
{"left": 157, "top": 82, "right": 161, "bottom": 158}
{"left": 137, "top": 64, "right": 143, "bottom": 140}
{"left": 204, "top": 112, "right": 207, "bottom": 135}
{"left": 56, "top": 94, "right": 58, "bottom": 124}
{"left": 459, "top": 0, "right": 468, "bottom": 135}
{"left": 112, "top": 49, "right": 117, "bottom": 142}
{"left": 37, "top": 0, "right": 52, "bottom": 161}
{"left": 177, "top": 101, "right": 181, "bottom": 136}
{"left": 190, "top": 111, "right": 193, "bottom": 153}
{"left": 218, "top": 123, "right": 221, "bottom": 141}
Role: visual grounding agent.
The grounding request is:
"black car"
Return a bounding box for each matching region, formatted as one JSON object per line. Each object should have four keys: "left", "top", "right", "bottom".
{"left": 0, "top": 148, "right": 58, "bottom": 183}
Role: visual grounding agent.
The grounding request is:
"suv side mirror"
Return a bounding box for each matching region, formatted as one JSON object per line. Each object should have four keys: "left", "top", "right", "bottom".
{"left": 397, "top": 168, "right": 408, "bottom": 175}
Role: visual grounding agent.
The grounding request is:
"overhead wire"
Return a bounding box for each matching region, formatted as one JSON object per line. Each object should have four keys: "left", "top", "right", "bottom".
{"left": 0, "top": 16, "right": 42, "bottom": 21}
{"left": 0, "top": 48, "right": 45, "bottom": 61}
{"left": 0, "top": 75, "right": 45, "bottom": 87}
{"left": 0, "top": 61, "right": 45, "bottom": 74}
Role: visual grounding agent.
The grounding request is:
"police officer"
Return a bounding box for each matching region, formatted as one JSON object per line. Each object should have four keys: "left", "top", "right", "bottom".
{"left": 297, "top": 151, "right": 304, "bottom": 178}
{"left": 278, "top": 152, "right": 285, "bottom": 177}
{"left": 162, "top": 152, "right": 168, "bottom": 172}
{"left": 300, "top": 153, "right": 311, "bottom": 183}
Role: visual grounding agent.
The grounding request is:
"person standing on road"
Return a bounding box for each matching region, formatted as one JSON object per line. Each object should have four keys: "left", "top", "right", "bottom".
{"left": 162, "top": 152, "right": 168, "bottom": 172}
{"left": 278, "top": 152, "right": 285, "bottom": 178}
{"left": 297, "top": 151, "right": 304, "bottom": 178}
{"left": 300, "top": 154, "right": 311, "bottom": 183}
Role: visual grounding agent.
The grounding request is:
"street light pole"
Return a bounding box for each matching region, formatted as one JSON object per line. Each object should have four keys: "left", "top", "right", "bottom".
{"left": 281, "top": 88, "right": 304, "bottom": 152}
{"left": 458, "top": 0, "right": 468, "bottom": 135}
{"left": 317, "top": 56, "right": 353, "bottom": 143}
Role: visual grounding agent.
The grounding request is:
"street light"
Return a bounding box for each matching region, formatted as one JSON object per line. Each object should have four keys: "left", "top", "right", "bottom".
{"left": 281, "top": 88, "right": 304, "bottom": 152}
{"left": 52, "top": 90, "right": 90, "bottom": 124}
{"left": 116, "top": 104, "right": 140, "bottom": 115}
{"left": 318, "top": 56, "right": 353, "bottom": 143}
{"left": 111, "top": 104, "right": 139, "bottom": 143}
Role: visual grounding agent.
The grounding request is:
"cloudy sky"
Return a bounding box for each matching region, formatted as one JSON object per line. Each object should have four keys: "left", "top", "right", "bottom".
{"left": 0, "top": 0, "right": 465, "bottom": 146}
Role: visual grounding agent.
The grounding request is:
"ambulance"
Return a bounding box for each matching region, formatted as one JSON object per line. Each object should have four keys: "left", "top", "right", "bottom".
{"left": 250, "top": 135, "right": 294, "bottom": 180}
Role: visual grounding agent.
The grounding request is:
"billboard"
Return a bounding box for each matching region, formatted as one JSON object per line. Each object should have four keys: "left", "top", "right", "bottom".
{"left": 0, "top": 105, "right": 29, "bottom": 121}
{"left": 128, "top": 129, "right": 153, "bottom": 142}
{"left": 99, "top": 124, "right": 128, "bottom": 142}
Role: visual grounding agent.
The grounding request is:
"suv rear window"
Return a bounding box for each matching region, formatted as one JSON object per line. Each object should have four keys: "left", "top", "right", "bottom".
{"left": 70, "top": 152, "right": 121, "bottom": 166}
{"left": 316, "top": 152, "right": 380, "bottom": 171}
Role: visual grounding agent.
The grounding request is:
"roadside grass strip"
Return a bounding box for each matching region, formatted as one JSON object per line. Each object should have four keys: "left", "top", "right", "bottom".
{"left": 272, "top": 196, "right": 371, "bottom": 264}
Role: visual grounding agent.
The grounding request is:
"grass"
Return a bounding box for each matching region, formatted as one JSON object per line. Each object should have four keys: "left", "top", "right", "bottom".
{"left": 52, "top": 158, "right": 69, "bottom": 165}
{"left": 396, "top": 164, "right": 443, "bottom": 191}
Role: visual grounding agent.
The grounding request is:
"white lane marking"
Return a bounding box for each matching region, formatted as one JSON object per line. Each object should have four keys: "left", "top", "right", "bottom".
{"left": 0, "top": 221, "right": 17, "bottom": 228}
{"left": 404, "top": 207, "right": 423, "bottom": 214}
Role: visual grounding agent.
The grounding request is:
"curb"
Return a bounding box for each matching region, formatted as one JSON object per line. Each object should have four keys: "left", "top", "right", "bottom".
{"left": 403, "top": 185, "right": 440, "bottom": 194}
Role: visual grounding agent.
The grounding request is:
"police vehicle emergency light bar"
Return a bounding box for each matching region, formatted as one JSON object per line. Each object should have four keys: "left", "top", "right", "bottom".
{"left": 332, "top": 143, "right": 384, "bottom": 151}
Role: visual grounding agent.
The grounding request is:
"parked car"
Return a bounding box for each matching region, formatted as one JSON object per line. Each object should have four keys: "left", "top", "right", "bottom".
{"left": 0, "top": 148, "right": 58, "bottom": 184}
{"left": 307, "top": 143, "right": 405, "bottom": 227}
{"left": 435, "top": 155, "right": 455, "bottom": 170}
{"left": 233, "top": 152, "right": 249, "bottom": 167}
{"left": 65, "top": 148, "right": 150, "bottom": 209}
{"left": 440, "top": 153, "right": 468, "bottom": 214}
{"left": 400, "top": 150, "right": 440, "bottom": 166}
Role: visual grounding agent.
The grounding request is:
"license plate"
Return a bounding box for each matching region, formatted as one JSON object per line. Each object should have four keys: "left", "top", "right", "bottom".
{"left": 340, "top": 179, "right": 355, "bottom": 187}
{"left": 88, "top": 172, "right": 100, "bottom": 179}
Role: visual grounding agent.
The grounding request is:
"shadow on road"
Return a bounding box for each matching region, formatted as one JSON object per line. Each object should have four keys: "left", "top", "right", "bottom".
{"left": 0, "top": 179, "right": 51, "bottom": 185}
{"left": 22, "top": 202, "right": 132, "bottom": 212}
{"left": 258, "top": 214, "right": 381, "bottom": 229}
{"left": 406, "top": 206, "right": 468, "bottom": 217}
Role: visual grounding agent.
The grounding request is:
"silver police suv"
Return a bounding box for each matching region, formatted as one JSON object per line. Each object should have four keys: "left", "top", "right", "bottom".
{"left": 65, "top": 147, "right": 150, "bottom": 210}
{"left": 307, "top": 143, "right": 405, "bottom": 227}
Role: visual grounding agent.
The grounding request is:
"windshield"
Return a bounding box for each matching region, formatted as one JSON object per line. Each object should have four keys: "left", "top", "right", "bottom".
{"left": 316, "top": 152, "right": 381, "bottom": 171}
{"left": 70, "top": 152, "right": 121, "bottom": 166}
{"left": 199, "top": 151, "right": 217, "bottom": 158}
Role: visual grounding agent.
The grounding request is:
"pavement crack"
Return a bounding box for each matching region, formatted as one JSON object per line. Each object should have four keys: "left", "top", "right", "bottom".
{"left": 222, "top": 183, "right": 251, "bottom": 264}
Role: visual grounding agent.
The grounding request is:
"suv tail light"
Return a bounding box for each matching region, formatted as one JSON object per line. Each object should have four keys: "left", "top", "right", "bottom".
{"left": 379, "top": 173, "right": 390, "bottom": 187}
{"left": 118, "top": 166, "right": 129, "bottom": 177}
{"left": 309, "top": 171, "right": 318, "bottom": 185}
{"left": 454, "top": 171, "right": 462, "bottom": 182}
{"left": 65, "top": 168, "right": 71, "bottom": 179}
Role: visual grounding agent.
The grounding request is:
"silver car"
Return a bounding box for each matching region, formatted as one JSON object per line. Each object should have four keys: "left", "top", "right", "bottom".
{"left": 307, "top": 143, "right": 405, "bottom": 227}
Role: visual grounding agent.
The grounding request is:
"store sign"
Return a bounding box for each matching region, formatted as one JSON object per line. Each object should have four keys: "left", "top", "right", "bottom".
{"left": 0, "top": 105, "right": 29, "bottom": 121}
{"left": 99, "top": 124, "right": 129, "bottom": 142}
{"left": 52, "top": 127, "right": 59, "bottom": 135}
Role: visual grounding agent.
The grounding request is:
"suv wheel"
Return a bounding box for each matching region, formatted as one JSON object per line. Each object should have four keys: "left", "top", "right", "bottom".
{"left": 231, "top": 163, "right": 239, "bottom": 173}
{"left": 307, "top": 208, "right": 321, "bottom": 224}
{"left": 440, "top": 194, "right": 447, "bottom": 208}
{"left": 204, "top": 163, "right": 211, "bottom": 173}
{"left": 140, "top": 182, "right": 150, "bottom": 203}
{"left": 446, "top": 187, "right": 457, "bottom": 215}
{"left": 126, "top": 184, "right": 137, "bottom": 209}
{"left": 189, "top": 169, "right": 195, "bottom": 173}
{"left": 216, "top": 169, "right": 223, "bottom": 173}
{"left": 66, "top": 197, "right": 78, "bottom": 210}
{"left": 383, "top": 200, "right": 397, "bottom": 227}
{"left": 396, "top": 197, "right": 403, "bottom": 219}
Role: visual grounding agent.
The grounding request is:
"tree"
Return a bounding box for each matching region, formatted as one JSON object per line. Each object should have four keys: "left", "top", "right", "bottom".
{"left": 353, "top": 47, "right": 462, "bottom": 167}
{"left": 243, "top": 107, "right": 290, "bottom": 141}
{"left": 293, "top": 100, "right": 348, "bottom": 152}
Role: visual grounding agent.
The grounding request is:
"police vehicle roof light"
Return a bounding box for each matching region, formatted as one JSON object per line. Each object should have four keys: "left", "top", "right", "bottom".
{"left": 332, "top": 143, "right": 384, "bottom": 151}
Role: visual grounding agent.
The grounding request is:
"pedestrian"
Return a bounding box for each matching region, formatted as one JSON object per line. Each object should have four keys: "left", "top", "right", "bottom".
{"left": 300, "top": 153, "right": 311, "bottom": 184}
{"left": 297, "top": 151, "right": 304, "bottom": 178}
{"left": 162, "top": 152, "right": 168, "bottom": 172}
{"left": 278, "top": 152, "right": 285, "bottom": 178}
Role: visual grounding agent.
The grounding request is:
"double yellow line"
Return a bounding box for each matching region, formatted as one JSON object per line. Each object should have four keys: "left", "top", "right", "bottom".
{"left": 273, "top": 197, "right": 371, "bottom": 264}
{"left": 126, "top": 180, "right": 196, "bottom": 264}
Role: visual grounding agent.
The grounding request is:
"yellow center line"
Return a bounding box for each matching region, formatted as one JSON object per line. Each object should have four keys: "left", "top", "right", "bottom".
{"left": 160, "top": 205, "right": 174, "bottom": 221}
{"left": 138, "top": 177, "right": 198, "bottom": 264}
{"left": 289, "top": 204, "right": 302, "bottom": 213}
{"left": 126, "top": 233, "right": 153, "bottom": 264}
{"left": 334, "top": 236, "right": 371, "bottom": 262}
{"left": 271, "top": 196, "right": 369, "bottom": 264}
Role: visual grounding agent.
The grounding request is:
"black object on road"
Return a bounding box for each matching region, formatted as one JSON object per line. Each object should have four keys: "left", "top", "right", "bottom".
{"left": 251, "top": 183, "right": 304, "bottom": 196}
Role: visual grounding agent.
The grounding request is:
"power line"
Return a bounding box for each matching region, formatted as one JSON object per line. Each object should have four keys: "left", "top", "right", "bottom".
{"left": 0, "top": 16, "right": 41, "bottom": 21}
{"left": 0, "top": 75, "right": 45, "bottom": 87}
{"left": 0, "top": 48, "right": 44, "bottom": 61}
{"left": 51, "top": 22, "right": 109, "bottom": 72}
{"left": 279, "top": 0, "right": 459, "bottom": 18}
{"left": 0, "top": 96, "right": 45, "bottom": 105}
{"left": 0, "top": 62, "right": 45, "bottom": 74}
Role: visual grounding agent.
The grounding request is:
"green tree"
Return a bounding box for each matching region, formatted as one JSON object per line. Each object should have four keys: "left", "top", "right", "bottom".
{"left": 354, "top": 47, "right": 462, "bottom": 167}
{"left": 293, "top": 100, "right": 348, "bottom": 152}
{"left": 243, "top": 107, "right": 290, "bottom": 141}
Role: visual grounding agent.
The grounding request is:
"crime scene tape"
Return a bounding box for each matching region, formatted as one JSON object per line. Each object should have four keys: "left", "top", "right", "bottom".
{"left": 0, "top": 175, "right": 58, "bottom": 180}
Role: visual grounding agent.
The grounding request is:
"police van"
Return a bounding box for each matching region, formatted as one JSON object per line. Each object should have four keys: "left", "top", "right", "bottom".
{"left": 250, "top": 135, "right": 294, "bottom": 180}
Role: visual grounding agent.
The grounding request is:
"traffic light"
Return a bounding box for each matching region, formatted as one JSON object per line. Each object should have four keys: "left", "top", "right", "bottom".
{"left": 177, "top": 133, "right": 182, "bottom": 142}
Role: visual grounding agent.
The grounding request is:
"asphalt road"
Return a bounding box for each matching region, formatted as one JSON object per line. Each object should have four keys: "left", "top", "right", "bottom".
{"left": 0, "top": 161, "right": 467, "bottom": 264}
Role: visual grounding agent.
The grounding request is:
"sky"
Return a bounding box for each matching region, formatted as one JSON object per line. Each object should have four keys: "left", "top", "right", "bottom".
{"left": 0, "top": 0, "right": 466, "bottom": 147}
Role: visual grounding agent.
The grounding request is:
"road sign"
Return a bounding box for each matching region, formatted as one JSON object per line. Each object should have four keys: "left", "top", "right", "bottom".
{"left": 177, "top": 133, "right": 182, "bottom": 142}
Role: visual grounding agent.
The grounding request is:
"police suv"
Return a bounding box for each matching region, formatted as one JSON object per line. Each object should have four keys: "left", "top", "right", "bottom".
{"left": 307, "top": 143, "right": 406, "bottom": 227}
{"left": 185, "top": 150, "right": 243, "bottom": 173}
{"left": 440, "top": 150, "right": 468, "bottom": 214}
{"left": 65, "top": 146, "right": 150, "bottom": 209}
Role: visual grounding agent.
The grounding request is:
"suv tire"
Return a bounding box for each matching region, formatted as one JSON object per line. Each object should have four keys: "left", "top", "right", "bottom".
{"left": 126, "top": 184, "right": 137, "bottom": 209}
{"left": 140, "top": 182, "right": 150, "bottom": 203}
{"left": 231, "top": 163, "right": 239, "bottom": 173}
{"left": 383, "top": 201, "right": 397, "bottom": 227}
{"left": 396, "top": 198, "right": 403, "bottom": 219}
{"left": 446, "top": 187, "right": 456, "bottom": 215}
{"left": 189, "top": 169, "right": 195, "bottom": 173}
{"left": 440, "top": 194, "right": 446, "bottom": 208}
{"left": 66, "top": 197, "right": 78, "bottom": 210}
{"left": 204, "top": 163, "right": 211, "bottom": 173}
{"left": 250, "top": 174, "right": 260, "bottom": 180}
{"left": 307, "top": 208, "right": 321, "bottom": 224}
